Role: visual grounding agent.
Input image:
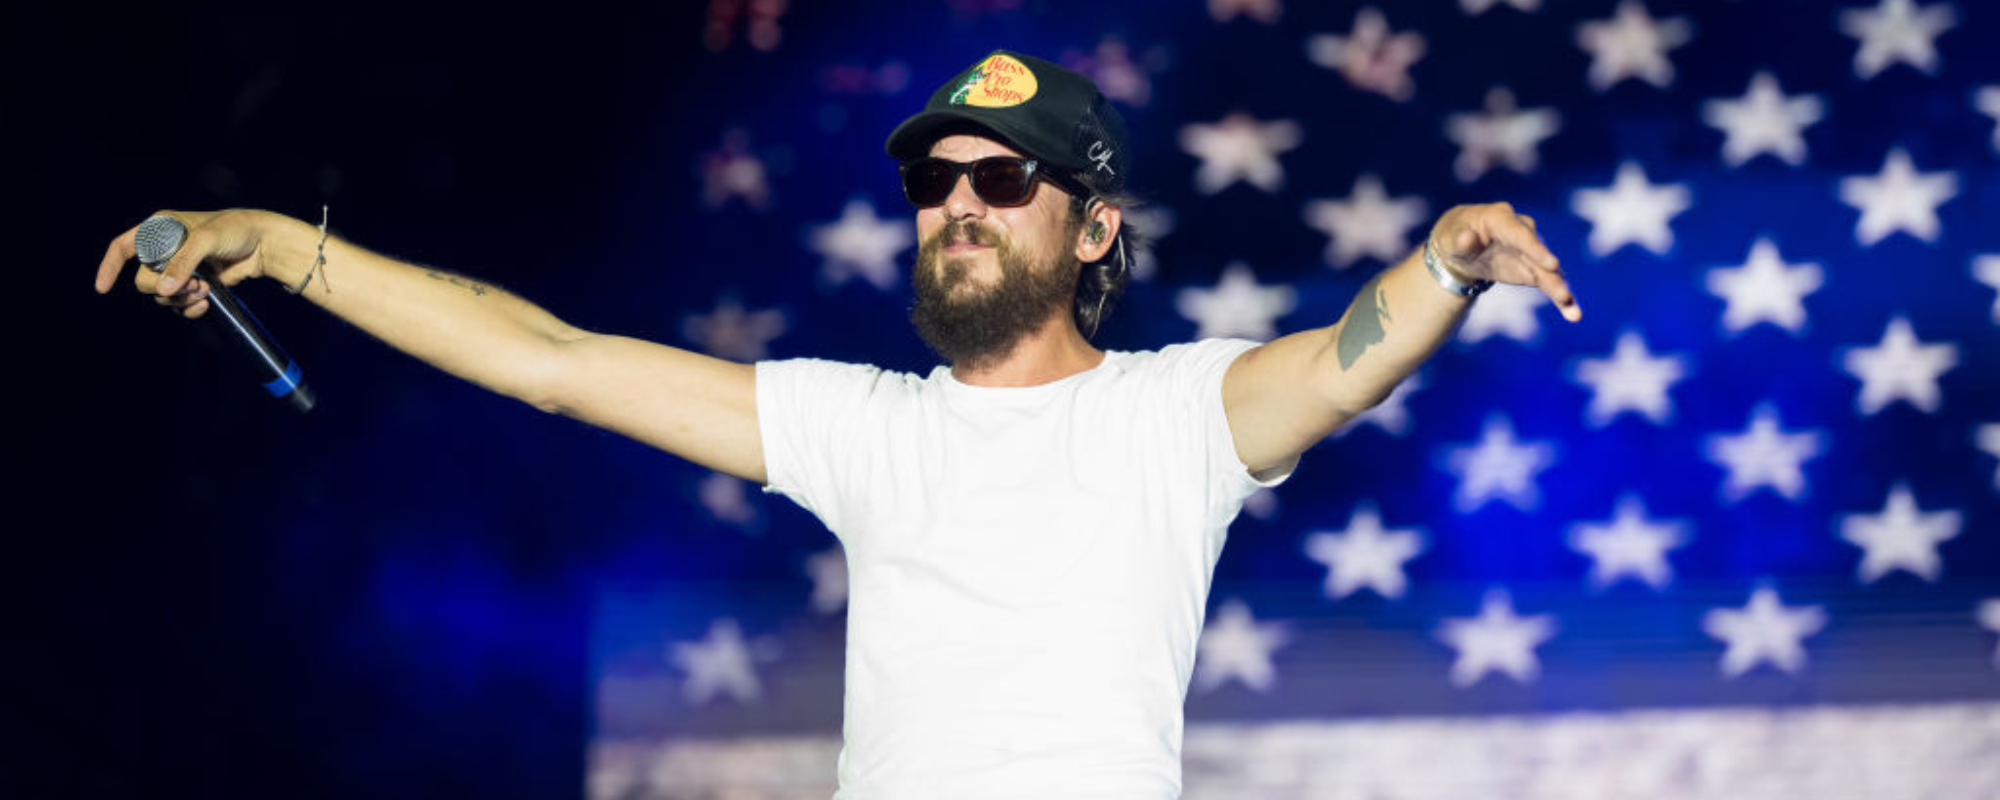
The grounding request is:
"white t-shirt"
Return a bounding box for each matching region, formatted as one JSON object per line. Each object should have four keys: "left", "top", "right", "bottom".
{"left": 756, "top": 337, "right": 1292, "bottom": 800}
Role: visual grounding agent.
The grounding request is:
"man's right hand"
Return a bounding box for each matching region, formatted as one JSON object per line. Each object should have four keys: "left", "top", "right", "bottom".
{"left": 95, "top": 208, "right": 284, "bottom": 319}
{"left": 92, "top": 206, "right": 768, "bottom": 484}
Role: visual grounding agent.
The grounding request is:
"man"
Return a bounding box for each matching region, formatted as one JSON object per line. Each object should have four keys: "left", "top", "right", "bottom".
{"left": 97, "top": 50, "right": 1578, "bottom": 799}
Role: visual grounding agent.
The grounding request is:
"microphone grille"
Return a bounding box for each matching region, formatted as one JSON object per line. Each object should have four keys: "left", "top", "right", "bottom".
{"left": 135, "top": 215, "right": 187, "bottom": 266}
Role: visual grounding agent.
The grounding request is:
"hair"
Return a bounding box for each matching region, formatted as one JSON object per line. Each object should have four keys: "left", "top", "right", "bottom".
{"left": 1065, "top": 187, "right": 1148, "bottom": 339}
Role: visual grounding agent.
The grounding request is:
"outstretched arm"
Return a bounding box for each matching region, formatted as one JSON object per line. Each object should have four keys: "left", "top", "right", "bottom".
{"left": 97, "top": 209, "right": 765, "bottom": 483}
{"left": 1221, "top": 202, "right": 1578, "bottom": 479}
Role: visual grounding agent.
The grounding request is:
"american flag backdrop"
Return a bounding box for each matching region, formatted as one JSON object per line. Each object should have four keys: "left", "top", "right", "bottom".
{"left": 586, "top": 1, "right": 2000, "bottom": 797}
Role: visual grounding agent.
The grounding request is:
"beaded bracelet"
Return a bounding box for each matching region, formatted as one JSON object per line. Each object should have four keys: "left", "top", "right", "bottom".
{"left": 286, "top": 205, "right": 331, "bottom": 295}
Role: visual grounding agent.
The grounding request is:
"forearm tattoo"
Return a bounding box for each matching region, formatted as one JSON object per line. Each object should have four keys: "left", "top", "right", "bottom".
{"left": 1335, "top": 275, "right": 1391, "bottom": 370}
{"left": 425, "top": 270, "right": 489, "bottom": 297}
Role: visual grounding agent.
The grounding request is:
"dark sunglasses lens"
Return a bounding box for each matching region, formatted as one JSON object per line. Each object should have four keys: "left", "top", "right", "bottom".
{"left": 903, "top": 160, "right": 957, "bottom": 206}
{"left": 973, "top": 160, "right": 1031, "bottom": 205}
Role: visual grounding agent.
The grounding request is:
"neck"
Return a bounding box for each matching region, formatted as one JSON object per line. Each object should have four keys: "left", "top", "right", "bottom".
{"left": 949, "top": 312, "right": 1105, "bottom": 387}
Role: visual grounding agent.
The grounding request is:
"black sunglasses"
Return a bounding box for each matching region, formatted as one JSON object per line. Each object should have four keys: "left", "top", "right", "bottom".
{"left": 898, "top": 156, "right": 1083, "bottom": 208}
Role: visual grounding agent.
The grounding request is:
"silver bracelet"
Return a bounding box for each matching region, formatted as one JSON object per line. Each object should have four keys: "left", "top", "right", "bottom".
{"left": 1423, "top": 236, "right": 1493, "bottom": 298}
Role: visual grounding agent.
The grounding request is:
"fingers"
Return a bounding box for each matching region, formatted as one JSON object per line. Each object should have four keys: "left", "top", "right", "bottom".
{"left": 1502, "top": 213, "right": 1581, "bottom": 322}
{"left": 1493, "top": 209, "right": 1558, "bottom": 270}
{"left": 95, "top": 226, "right": 140, "bottom": 294}
{"left": 104, "top": 210, "right": 245, "bottom": 322}
{"left": 154, "top": 276, "right": 213, "bottom": 319}
{"left": 152, "top": 275, "right": 205, "bottom": 304}
{"left": 1537, "top": 265, "right": 1583, "bottom": 323}
{"left": 1505, "top": 212, "right": 1580, "bottom": 321}
{"left": 166, "top": 292, "right": 212, "bottom": 318}
{"left": 1460, "top": 204, "right": 1580, "bottom": 322}
{"left": 1440, "top": 204, "right": 1551, "bottom": 268}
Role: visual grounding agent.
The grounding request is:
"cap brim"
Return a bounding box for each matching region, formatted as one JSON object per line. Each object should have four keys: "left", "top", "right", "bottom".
{"left": 884, "top": 108, "right": 1078, "bottom": 172}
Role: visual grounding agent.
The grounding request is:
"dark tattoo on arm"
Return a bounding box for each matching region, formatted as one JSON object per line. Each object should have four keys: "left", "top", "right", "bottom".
{"left": 425, "top": 270, "right": 489, "bottom": 296}
{"left": 1335, "top": 275, "right": 1392, "bottom": 370}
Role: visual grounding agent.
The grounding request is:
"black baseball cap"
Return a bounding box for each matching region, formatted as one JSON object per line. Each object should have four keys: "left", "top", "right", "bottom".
{"left": 885, "top": 49, "right": 1130, "bottom": 196}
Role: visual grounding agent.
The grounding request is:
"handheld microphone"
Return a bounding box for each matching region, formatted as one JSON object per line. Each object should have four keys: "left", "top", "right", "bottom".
{"left": 136, "top": 215, "right": 317, "bottom": 413}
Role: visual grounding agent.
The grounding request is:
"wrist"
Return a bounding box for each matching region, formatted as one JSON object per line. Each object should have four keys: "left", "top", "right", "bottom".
{"left": 255, "top": 211, "right": 322, "bottom": 289}
{"left": 1423, "top": 235, "right": 1492, "bottom": 299}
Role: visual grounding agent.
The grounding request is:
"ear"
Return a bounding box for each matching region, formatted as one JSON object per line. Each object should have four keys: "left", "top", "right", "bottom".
{"left": 1073, "top": 199, "right": 1122, "bottom": 263}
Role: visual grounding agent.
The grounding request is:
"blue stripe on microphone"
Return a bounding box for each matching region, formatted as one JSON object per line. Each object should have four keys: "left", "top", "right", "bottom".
{"left": 264, "top": 362, "right": 303, "bottom": 397}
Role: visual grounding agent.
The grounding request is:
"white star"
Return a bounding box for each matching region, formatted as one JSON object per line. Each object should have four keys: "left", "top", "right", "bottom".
{"left": 1176, "top": 263, "right": 1296, "bottom": 340}
{"left": 1178, "top": 113, "right": 1303, "bottom": 195}
{"left": 1302, "top": 174, "right": 1428, "bottom": 269}
{"left": 1840, "top": 0, "right": 1957, "bottom": 80}
{"left": 1063, "top": 36, "right": 1163, "bottom": 108}
{"left": 1337, "top": 372, "right": 1422, "bottom": 437}
{"left": 1445, "top": 87, "right": 1562, "bottom": 182}
{"left": 1980, "top": 424, "right": 2000, "bottom": 492}
{"left": 1306, "top": 7, "right": 1426, "bottom": 102}
{"left": 1706, "top": 238, "right": 1824, "bottom": 337}
{"left": 1842, "top": 316, "right": 1958, "bottom": 415}
{"left": 804, "top": 547, "right": 848, "bottom": 614}
{"left": 1122, "top": 204, "right": 1175, "bottom": 282}
{"left": 669, "top": 618, "right": 779, "bottom": 705}
{"left": 1570, "top": 161, "right": 1691, "bottom": 257}
{"left": 1702, "top": 585, "right": 1826, "bottom": 678}
{"left": 808, "top": 199, "right": 914, "bottom": 291}
{"left": 682, "top": 296, "right": 787, "bottom": 362}
{"left": 1973, "top": 254, "right": 2000, "bottom": 325}
{"left": 1442, "top": 415, "right": 1557, "bottom": 513}
{"left": 1194, "top": 599, "right": 1289, "bottom": 693}
{"left": 1839, "top": 483, "right": 1963, "bottom": 584}
{"left": 1839, "top": 147, "right": 1958, "bottom": 246}
{"left": 1704, "top": 404, "right": 1825, "bottom": 504}
{"left": 1979, "top": 87, "right": 2000, "bottom": 153}
{"left": 1567, "top": 494, "right": 1689, "bottom": 591}
{"left": 1701, "top": 72, "right": 1826, "bottom": 168}
{"left": 1435, "top": 588, "right": 1558, "bottom": 687}
{"left": 696, "top": 472, "right": 760, "bottom": 529}
{"left": 1303, "top": 504, "right": 1426, "bottom": 600}
{"left": 1209, "top": 0, "right": 1281, "bottom": 24}
{"left": 1458, "top": 285, "right": 1548, "bottom": 344}
{"left": 1979, "top": 599, "right": 2000, "bottom": 669}
{"left": 1576, "top": 1, "right": 1693, "bottom": 92}
{"left": 699, "top": 129, "right": 771, "bottom": 211}
{"left": 1461, "top": 0, "right": 1540, "bottom": 14}
{"left": 1570, "top": 330, "right": 1689, "bottom": 427}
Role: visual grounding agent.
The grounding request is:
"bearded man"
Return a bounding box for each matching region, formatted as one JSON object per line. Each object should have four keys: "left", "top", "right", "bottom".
{"left": 98, "top": 49, "right": 1579, "bottom": 800}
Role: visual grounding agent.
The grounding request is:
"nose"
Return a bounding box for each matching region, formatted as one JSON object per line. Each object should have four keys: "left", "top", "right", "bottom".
{"left": 941, "top": 171, "right": 987, "bottom": 222}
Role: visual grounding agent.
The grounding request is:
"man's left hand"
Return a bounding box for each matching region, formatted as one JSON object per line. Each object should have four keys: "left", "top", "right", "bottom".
{"left": 1430, "top": 202, "right": 1581, "bottom": 322}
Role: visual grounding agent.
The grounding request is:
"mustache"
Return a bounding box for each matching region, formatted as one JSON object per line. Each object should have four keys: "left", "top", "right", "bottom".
{"left": 926, "top": 220, "right": 998, "bottom": 249}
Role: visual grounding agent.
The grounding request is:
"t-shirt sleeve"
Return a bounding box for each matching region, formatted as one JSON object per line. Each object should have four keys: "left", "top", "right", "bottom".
{"left": 755, "top": 357, "right": 886, "bottom": 536}
{"left": 1173, "top": 338, "right": 1297, "bottom": 520}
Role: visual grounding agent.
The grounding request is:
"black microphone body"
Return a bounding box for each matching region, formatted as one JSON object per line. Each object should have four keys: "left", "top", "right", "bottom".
{"left": 136, "top": 215, "right": 316, "bottom": 413}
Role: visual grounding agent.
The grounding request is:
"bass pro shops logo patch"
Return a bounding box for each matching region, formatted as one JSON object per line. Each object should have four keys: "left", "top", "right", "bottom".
{"left": 947, "top": 54, "right": 1039, "bottom": 108}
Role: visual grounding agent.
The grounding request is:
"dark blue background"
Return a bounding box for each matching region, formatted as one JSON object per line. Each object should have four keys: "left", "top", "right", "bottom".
{"left": 21, "top": 1, "right": 2000, "bottom": 797}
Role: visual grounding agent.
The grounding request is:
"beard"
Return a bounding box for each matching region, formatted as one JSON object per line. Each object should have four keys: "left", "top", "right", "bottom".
{"left": 910, "top": 218, "right": 1080, "bottom": 371}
